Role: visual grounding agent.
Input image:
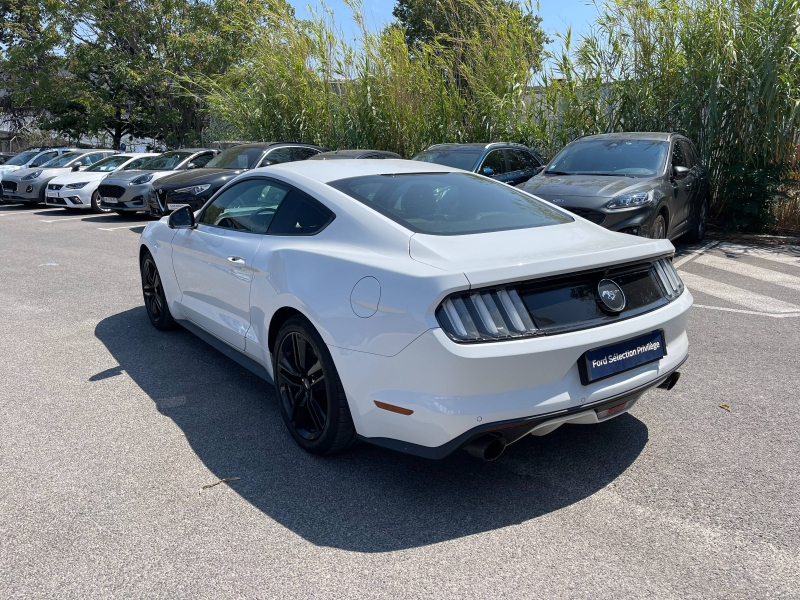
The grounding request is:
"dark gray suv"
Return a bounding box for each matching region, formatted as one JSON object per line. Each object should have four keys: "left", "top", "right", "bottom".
{"left": 520, "top": 132, "right": 709, "bottom": 241}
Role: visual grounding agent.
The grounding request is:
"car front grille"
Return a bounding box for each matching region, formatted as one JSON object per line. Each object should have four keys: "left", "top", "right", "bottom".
{"left": 48, "top": 183, "right": 64, "bottom": 191}
{"left": 98, "top": 185, "right": 125, "bottom": 198}
{"left": 2, "top": 181, "right": 17, "bottom": 192}
{"left": 436, "top": 257, "right": 684, "bottom": 342}
{"left": 562, "top": 206, "right": 605, "bottom": 224}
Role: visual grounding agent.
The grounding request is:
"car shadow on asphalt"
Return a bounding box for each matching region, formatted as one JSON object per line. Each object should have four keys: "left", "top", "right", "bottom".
{"left": 95, "top": 307, "right": 648, "bottom": 553}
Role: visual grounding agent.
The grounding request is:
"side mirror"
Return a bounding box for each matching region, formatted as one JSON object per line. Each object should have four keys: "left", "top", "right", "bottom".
{"left": 168, "top": 206, "right": 196, "bottom": 229}
{"left": 186, "top": 162, "right": 197, "bottom": 170}
{"left": 481, "top": 167, "right": 495, "bottom": 177}
{"left": 71, "top": 162, "right": 83, "bottom": 171}
{"left": 672, "top": 165, "right": 690, "bottom": 178}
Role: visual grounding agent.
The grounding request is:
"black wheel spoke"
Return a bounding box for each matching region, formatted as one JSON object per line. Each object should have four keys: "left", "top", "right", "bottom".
{"left": 290, "top": 388, "right": 304, "bottom": 421}
{"left": 278, "top": 357, "right": 302, "bottom": 380}
{"left": 306, "top": 395, "right": 326, "bottom": 433}
{"left": 293, "top": 334, "right": 307, "bottom": 373}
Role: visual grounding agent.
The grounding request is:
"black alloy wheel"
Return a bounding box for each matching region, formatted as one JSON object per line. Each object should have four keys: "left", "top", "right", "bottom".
{"left": 141, "top": 253, "right": 175, "bottom": 330}
{"left": 651, "top": 214, "right": 667, "bottom": 239}
{"left": 685, "top": 196, "right": 708, "bottom": 242}
{"left": 273, "top": 316, "right": 356, "bottom": 455}
{"left": 91, "top": 190, "right": 111, "bottom": 214}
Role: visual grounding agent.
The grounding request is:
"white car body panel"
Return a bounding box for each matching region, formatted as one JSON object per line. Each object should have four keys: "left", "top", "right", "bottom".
{"left": 139, "top": 159, "right": 692, "bottom": 456}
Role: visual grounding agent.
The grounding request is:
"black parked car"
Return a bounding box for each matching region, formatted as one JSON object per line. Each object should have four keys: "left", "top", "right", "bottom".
{"left": 309, "top": 149, "right": 402, "bottom": 160}
{"left": 148, "top": 142, "right": 327, "bottom": 216}
{"left": 412, "top": 142, "right": 544, "bottom": 186}
{"left": 519, "top": 132, "right": 709, "bottom": 241}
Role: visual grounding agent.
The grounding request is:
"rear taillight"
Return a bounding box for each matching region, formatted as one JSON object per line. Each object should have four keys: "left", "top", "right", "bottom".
{"left": 653, "top": 257, "right": 684, "bottom": 299}
{"left": 436, "top": 288, "right": 540, "bottom": 342}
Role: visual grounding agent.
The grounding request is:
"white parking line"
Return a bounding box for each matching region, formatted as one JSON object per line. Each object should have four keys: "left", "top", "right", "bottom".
{"left": 681, "top": 271, "right": 800, "bottom": 314}
{"left": 693, "top": 304, "right": 800, "bottom": 318}
{"left": 717, "top": 242, "right": 800, "bottom": 267}
{"left": 39, "top": 216, "right": 86, "bottom": 223}
{"left": 693, "top": 254, "right": 800, "bottom": 291}
{"left": 673, "top": 241, "right": 720, "bottom": 269}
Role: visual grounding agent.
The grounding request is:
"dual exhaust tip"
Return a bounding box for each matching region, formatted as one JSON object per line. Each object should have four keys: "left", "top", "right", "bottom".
{"left": 463, "top": 371, "right": 682, "bottom": 462}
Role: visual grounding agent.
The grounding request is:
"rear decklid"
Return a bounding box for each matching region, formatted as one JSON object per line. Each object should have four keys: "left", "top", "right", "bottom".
{"left": 409, "top": 220, "right": 674, "bottom": 287}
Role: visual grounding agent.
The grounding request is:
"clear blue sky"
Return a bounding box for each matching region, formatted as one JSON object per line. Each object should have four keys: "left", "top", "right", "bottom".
{"left": 287, "top": 0, "right": 599, "bottom": 47}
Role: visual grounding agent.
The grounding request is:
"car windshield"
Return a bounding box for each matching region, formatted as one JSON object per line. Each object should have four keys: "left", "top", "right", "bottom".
{"left": 545, "top": 139, "right": 669, "bottom": 176}
{"left": 205, "top": 146, "right": 264, "bottom": 169}
{"left": 329, "top": 172, "right": 573, "bottom": 235}
{"left": 4, "top": 151, "right": 38, "bottom": 166}
{"left": 86, "top": 155, "right": 132, "bottom": 172}
{"left": 412, "top": 149, "right": 484, "bottom": 172}
{"left": 139, "top": 151, "right": 193, "bottom": 171}
{"left": 41, "top": 152, "right": 82, "bottom": 168}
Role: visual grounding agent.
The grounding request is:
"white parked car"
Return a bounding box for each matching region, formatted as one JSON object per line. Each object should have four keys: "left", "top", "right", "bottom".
{"left": 45, "top": 153, "right": 158, "bottom": 213}
{"left": 98, "top": 149, "right": 217, "bottom": 214}
{"left": 1, "top": 149, "right": 116, "bottom": 204}
{"left": 138, "top": 160, "right": 692, "bottom": 460}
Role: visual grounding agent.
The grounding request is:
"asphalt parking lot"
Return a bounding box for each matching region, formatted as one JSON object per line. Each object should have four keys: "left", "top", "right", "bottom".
{"left": 1, "top": 203, "right": 798, "bottom": 599}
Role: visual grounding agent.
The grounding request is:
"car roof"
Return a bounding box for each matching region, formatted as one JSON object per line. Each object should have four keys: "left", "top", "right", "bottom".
{"left": 258, "top": 158, "right": 456, "bottom": 184}
{"left": 311, "top": 149, "right": 402, "bottom": 159}
{"left": 573, "top": 132, "right": 676, "bottom": 142}
{"left": 424, "top": 142, "right": 531, "bottom": 151}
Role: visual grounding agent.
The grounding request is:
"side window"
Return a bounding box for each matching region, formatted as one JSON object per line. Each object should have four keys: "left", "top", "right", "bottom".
{"left": 31, "top": 151, "right": 57, "bottom": 167}
{"left": 268, "top": 189, "right": 334, "bottom": 236}
{"left": 679, "top": 141, "right": 695, "bottom": 168}
{"left": 123, "top": 157, "right": 150, "bottom": 170}
{"left": 191, "top": 153, "right": 215, "bottom": 168}
{"left": 479, "top": 150, "right": 506, "bottom": 175}
{"left": 507, "top": 149, "right": 536, "bottom": 172}
{"left": 261, "top": 148, "right": 293, "bottom": 166}
{"left": 292, "top": 147, "right": 319, "bottom": 161}
{"left": 199, "top": 179, "right": 291, "bottom": 233}
{"left": 82, "top": 153, "right": 106, "bottom": 165}
{"left": 671, "top": 142, "right": 686, "bottom": 168}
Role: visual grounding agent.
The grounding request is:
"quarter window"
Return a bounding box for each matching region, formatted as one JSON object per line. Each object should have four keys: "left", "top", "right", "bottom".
{"left": 200, "top": 179, "right": 291, "bottom": 233}
{"left": 480, "top": 150, "right": 506, "bottom": 175}
{"left": 267, "top": 190, "right": 334, "bottom": 235}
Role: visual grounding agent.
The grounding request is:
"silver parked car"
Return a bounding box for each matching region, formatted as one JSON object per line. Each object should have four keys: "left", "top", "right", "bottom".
{"left": 519, "top": 133, "right": 710, "bottom": 241}
{"left": 98, "top": 149, "right": 218, "bottom": 214}
{"left": 1, "top": 149, "right": 116, "bottom": 204}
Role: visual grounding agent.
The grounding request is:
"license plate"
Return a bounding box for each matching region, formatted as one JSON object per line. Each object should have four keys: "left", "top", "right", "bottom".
{"left": 579, "top": 330, "right": 665, "bottom": 384}
{"left": 47, "top": 192, "right": 59, "bottom": 198}
{"left": 102, "top": 197, "right": 118, "bottom": 204}
{"left": 167, "top": 203, "right": 189, "bottom": 210}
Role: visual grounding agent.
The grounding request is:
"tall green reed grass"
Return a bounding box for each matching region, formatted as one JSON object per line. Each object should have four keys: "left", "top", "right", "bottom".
{"left": 195, "top": 0, "right": 800, "bottom": 231}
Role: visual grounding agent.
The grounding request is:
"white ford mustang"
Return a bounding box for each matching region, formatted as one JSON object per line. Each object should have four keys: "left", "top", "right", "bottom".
{"left": 138, "top": 160, "right": 692, "bottom": 460}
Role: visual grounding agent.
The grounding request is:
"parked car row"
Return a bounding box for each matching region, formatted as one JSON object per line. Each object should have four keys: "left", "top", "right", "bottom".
{"left": 1, "top": 133, "right": 710, "bottom": 240}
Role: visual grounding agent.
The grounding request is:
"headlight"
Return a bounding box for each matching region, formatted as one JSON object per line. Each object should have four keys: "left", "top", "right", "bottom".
{"left": 130, "top": 173, "right": 154, "bottom": 185}
{"left": 65, "top": 182, "right": 88, "bottom": 189}
{"left": 174, "top": 183, "right": 211, "bottom": 195}
{"left": 22, "top": 170, "right": 43, "bottom": 180}
{"left": 606, "top": 190, "right": 653, "bottom": 210}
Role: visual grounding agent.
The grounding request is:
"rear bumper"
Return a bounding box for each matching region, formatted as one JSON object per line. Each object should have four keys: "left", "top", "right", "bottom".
{"left": 331, "top": 288, "right": 692, "bottom": 453}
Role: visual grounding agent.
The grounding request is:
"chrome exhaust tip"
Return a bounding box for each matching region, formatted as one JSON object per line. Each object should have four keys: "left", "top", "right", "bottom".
{"left": 463, "top": 433, "right": 507, "bottom": 461}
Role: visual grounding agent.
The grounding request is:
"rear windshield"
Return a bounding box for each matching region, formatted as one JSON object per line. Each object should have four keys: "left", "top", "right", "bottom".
{"left": 328, "top": 172, "right": 573, "bottom": 235}
{"left": 412, "top": 149, "right": 483, "bottom": 172}
{"left": 546, "top": 139, "right": 669, "bottom": 176}
{"left": 140, "top": 151, "right": 193, "bottom": 171}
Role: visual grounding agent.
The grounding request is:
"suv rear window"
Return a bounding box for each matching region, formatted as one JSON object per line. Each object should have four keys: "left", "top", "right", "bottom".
{"left": 329, "top": 172, "right": 573, "bottom": 236}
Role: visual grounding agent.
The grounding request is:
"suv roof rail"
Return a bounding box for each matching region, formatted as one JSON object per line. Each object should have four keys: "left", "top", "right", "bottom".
{"left": 485, "top": 141, "right": 529, "bottom": 149}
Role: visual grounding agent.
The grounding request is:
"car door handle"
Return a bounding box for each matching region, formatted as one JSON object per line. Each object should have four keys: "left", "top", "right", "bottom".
{"left": 227, "top": 256, "right": 246, "bottom": 265}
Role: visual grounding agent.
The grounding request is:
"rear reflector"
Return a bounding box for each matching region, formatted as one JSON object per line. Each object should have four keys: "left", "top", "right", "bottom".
{"left": 374, "top": 400, "right": 413, "bottom": 416}
{"left": 596, "top": 401, "right": 629, "bottom": 419}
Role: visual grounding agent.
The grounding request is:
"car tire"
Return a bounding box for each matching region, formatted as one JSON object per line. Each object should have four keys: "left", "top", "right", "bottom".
{"left": 273, "top": 316, "right": 357, "bottom": 456}
{"left": 140, "top": 252, "right": 176, "bottom": 331}
{"left": 651, "top": 213, "right": 667, "bottom": 239}
{"left": 685, "top": 196, "right": 708, "bottom": 243}
{"left": 91, "top": 191, "right": 111, "bottom": 214}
